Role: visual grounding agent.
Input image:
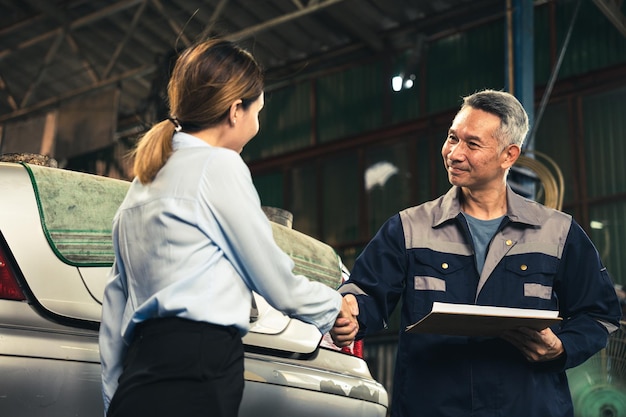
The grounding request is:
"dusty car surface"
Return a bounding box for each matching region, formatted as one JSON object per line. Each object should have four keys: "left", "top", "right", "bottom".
{"left": 0, "top": 161, "right": 388, "bottom": 417}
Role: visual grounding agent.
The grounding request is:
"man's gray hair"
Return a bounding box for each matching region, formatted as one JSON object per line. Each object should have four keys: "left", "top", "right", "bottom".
{"left": 461, "top": 89, "right": 529, "bottom": 149}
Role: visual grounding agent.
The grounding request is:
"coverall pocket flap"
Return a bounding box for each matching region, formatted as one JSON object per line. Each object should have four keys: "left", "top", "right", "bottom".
{"left": 504, "top": 255, "right": 558, "bottom": 277}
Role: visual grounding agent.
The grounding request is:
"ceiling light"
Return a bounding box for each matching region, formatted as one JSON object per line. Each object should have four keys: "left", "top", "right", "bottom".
{"left": 392, "top": 75, "right": 403, "bottom": 92}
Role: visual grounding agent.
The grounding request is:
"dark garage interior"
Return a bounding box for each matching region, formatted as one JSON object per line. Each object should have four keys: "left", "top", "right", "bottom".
{"left": 1, "top": 1, "right": 626, "bottom": 415}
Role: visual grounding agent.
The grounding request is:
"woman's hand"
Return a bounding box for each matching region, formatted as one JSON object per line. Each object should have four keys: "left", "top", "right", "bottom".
{"left": 330, "top": 294, "right": 359, "bottom": 347}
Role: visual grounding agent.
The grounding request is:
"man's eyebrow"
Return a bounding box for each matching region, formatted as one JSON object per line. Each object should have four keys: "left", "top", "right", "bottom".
{"left": 448, "top": 128, "right": 482, "bottom": 142}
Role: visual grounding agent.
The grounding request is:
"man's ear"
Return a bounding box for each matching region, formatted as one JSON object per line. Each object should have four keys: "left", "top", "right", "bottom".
{"left": 502, "top": 144, "right": 521, "bottom": 169}
{"left": 229, "top": 99, "right": 243, "bottom": 126}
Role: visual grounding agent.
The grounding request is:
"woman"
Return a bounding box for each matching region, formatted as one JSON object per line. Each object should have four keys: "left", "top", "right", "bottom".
{"left": 99, "top": 39, "right": 357, "bottom": 417}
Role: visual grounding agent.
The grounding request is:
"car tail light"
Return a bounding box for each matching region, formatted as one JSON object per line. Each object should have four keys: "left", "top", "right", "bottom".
{"left": 341, "top": 340, "right": 364, "bottom": 358}
{"left": 0, "top": 247, "right": 26, "bottom": 301}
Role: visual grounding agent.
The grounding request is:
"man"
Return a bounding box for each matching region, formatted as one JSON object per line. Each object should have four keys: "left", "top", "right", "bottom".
{"left": 330, "top": 89, "right": 622, "bottom": 417}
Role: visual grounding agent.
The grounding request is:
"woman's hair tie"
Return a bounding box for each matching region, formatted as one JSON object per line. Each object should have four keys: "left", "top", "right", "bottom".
{"left": 168, "top": 116, "right": 182, "bottom": 132}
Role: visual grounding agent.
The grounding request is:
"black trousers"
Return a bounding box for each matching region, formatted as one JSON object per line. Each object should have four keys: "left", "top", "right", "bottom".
{"left": 107, "top": 317, "right": 244, "bottom": 417}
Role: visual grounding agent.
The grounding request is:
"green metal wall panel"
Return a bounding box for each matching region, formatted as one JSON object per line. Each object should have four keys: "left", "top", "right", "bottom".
{"left": 390, "top": 49, "right": 421, "bottom": 124}
{"left": 252, "top": 171, "right": 283, "bottom": 209}
{"left": 415, "top": 133, "right": 445, "bottom": 201}
{"left": 243, "top": 82, "right": 312, "bottom": 161}
{"left": 365, "top": 141, "right": 411, "bottom": 234}
{"left": 336, "top": 244, "right": 364, "bottom": 273}
{"left": 583, "top": 87, "right": 626, "bottom": 198}
{"left": 534, "top": 3, "right": 552, "bottom": 86}
{"left": 589, "top": 202, "right": 626, "bottom": 287}
{"left": 432, "top": 130, "right": 452, "bottom": 197}
{"left": 321, "top": 151, "right": 359, "bottom": 245}
{"left": 391, "top": 85, "right": 421, "bottom": 124}
{"left": 426, "top": 21, "right": 505, "bottom": 114}
{"left": 557, "top": 0, "right": 626, "bottom": 80}
{"left": 316, "top": 62, "right": 383, "bottom": 143}
{"left": 533, "top": 101, "right": 575, "bottom": 205}
{"left": 243, "top": 3, "right": 626, "bottom": 293}
{"left": 290, "top": 162, "right": 319, "bottom": 238}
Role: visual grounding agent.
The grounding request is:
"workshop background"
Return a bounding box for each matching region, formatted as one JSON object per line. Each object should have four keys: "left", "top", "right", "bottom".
{"left": 1, "top": 0, "right": 625, "bottom": 414}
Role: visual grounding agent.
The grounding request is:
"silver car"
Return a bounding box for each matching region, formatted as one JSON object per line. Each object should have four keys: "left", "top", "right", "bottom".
{"left": 0, "top": 161, "right": 388, "bottom": 417}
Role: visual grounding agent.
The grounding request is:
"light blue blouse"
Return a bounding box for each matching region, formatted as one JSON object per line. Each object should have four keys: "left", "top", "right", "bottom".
{"left": 99, "top": 132, "right": 342, "bottom": 412}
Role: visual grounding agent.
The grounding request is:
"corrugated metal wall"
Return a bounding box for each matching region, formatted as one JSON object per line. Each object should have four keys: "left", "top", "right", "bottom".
{"left": 426, "top": 22, "right": 505, "bottom": 113}
{"left": 556, "top": 0, "right": 626, "bottom": 79}
{"left": 583, "top": 87, "right": 626, "bottom": 284}
{"left": 583, "top": 88, "right": 626, "bottom": 199}
{"left": 316, "top": 62, "right": 384, "bottom": 143}
{"left": 244, "top": 2, "right": 626, "bottom": 414}
{"left": 245, "top": 81, "right": 313, "bottom": 160}
{"left": 247, "top": 1, "right": 626, "bottom": 286}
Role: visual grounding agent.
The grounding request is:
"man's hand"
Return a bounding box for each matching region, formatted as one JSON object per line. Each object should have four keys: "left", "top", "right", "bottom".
{"left": 501, "top": 327, "right": 564, "bottom": 362}
{"left": 330, "top": 294, "right": 359, "bottom": 347}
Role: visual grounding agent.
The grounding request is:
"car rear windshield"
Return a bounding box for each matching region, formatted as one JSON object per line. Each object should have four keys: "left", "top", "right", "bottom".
{"left": 21, "top": 163, "right": 343, "bottom": 289}
{"left": 24, "top": 163, "right": 129, "bottom": 267}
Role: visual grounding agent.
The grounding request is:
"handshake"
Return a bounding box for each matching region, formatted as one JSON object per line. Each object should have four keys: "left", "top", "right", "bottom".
{"left": 330, "top": 294, "right": 359, "bottom": 347}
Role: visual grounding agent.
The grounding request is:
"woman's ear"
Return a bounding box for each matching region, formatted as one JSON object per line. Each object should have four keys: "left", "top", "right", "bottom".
{"left": 229, "top": 99, "right": 243, "bottom": 127}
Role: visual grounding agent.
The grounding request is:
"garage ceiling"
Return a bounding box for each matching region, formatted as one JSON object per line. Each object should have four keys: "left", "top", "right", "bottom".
{"left": 0, "top": 0, "right": 512, "bottom": 129}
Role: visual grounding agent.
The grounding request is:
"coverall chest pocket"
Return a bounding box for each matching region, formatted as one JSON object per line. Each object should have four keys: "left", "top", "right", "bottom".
{"left": 410, "top": 254, "right": 474, "bottom": 315}
{"left": 503, "top": 254, "right": 559, "bottom": 308}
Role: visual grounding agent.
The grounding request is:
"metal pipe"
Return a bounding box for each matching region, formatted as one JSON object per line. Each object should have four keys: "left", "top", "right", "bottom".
{"left": 526, "top": 0, "right": 582, "bottom": 149}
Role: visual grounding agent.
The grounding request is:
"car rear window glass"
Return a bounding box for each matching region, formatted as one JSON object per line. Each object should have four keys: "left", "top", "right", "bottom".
{"left": 270, "top": 222, "right": 343, "bottom": 289}
{"left": 23, "top": 163, "right": 129, "bottom": 266}
{"left": 20, "top": 163, "right": 343, "bottom": 288}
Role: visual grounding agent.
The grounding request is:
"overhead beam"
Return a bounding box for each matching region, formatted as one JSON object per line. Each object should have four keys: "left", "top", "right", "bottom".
{"left": 20, "top": 0, "right": 86, "bottom": 108}
{"left": 0, "top": 75, "right": 18, "bottom": 111}
{"left": 0, "top": 0, "right": 144, "bottom": 61}
{"left": 225, "top": 0, "right": 345, "bottom": 41}
{"left": 22, "top": 0, "right": 100, "bottom": 84}
{"left": 65, "top": 35, "right": 100, "bottom": 83}
{"left": 0, "top": 0, "right": 347, "bottom": 123}
{"left": 20, "top": 30, "right": 66, "bottom": 108}
{"left": 199, "top": 0, "right": 230, "bottom": 40}
{"left": 150, "top": 0, "right": 191, "bottom": 47}
{"left": 0, "top": 64, "right": 156, "bottom": 123}
{"left": 103, "top": 0, "right": 149, "bottom": 78}
{"left": 326, "top": 9, "right": 384, "bottom": 51}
